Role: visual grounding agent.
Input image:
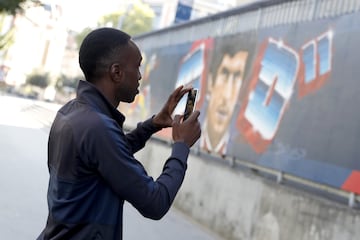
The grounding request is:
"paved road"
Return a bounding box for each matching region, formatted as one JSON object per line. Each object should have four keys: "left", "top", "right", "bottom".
{"left": 0, "top": 95, "right": 220, "bottom": 240}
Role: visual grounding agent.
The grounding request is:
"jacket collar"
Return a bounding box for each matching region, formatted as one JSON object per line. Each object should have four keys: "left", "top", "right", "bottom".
{"left": 76, "top": 80, "right": 125, "bottom": 127}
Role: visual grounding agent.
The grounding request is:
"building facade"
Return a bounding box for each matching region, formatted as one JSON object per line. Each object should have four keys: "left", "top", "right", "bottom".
{"left": 0, "top": 2, "right": 67, "bottom": 87}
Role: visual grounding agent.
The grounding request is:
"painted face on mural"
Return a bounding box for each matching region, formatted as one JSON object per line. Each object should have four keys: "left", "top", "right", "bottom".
{"left": 206, "top": 51, "right": 248, "bottom": 147}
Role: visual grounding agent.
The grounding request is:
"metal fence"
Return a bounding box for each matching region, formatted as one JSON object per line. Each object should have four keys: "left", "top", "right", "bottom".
{"left": 135, "top": 0, "right": 360, "bottom": 48}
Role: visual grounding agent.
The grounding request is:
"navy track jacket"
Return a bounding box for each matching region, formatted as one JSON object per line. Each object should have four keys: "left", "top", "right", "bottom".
{"left": 37, "top": 80, "right": 190, "bottom": 240}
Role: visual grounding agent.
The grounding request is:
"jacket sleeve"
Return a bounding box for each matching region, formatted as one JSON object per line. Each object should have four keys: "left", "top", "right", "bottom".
{"left": 86, "top": 117, "right": 189, "bottom": 220}
{"left": 125, "top": 117, "right": 162, "bottom": 154}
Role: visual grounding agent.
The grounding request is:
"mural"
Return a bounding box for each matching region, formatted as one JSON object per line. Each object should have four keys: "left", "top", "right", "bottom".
{"left": 125, "top": 11, "right": 360, "bottom": 194}
{"left": 200, "top": 34, "right": 255, "bottom": 156}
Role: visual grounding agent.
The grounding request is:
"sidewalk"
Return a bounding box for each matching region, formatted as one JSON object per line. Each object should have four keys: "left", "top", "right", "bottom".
{"left": 0, "top": 95, "right": 222, "bottom": 240}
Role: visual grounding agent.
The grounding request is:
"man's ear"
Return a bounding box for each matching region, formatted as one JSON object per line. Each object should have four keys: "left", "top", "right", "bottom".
{"left": 110, "top": 63, "right": 124, "bottom": 83}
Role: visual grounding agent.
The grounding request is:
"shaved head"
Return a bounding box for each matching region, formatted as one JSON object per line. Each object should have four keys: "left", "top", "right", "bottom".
{"left": 79, "top": 28, "right": 131, "bottom": 82}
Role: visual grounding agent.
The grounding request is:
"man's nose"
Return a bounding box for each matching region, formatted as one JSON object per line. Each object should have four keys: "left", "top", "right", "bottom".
{"left": 224, "top": 75, "right": 234, "bottom": 98}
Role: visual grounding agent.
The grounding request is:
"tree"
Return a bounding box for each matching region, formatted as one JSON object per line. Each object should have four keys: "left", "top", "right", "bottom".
{"left": 1, "top": 1, "right": 43, "bottom": 50}
{"left": 98, "top": 0, "right": 155, "bottom": 37}
{"left": 74, "top": 27, "right": 92, "bottom": 50}
{"left": 0, "top": 0, "right": 26, "bottom": 14}
{"left": 74, "top": 1, "right": 155, "bottom": 50}
{"left": 55, "top": 74, "right": 79, "bottom": 92}
{"left": 0, "top": 14, "right": 15, "bottom": 49}
{"left": 27, "top": 72, "right": 50, "bottom": 88}
{"left": 0, "top": 0, "right": 25, "bottom": 50}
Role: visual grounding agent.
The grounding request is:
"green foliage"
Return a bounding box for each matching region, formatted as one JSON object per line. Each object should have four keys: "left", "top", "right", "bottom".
{"left": 74, "top": 27, "right": 92, "bottom": 50}
{"left": 0, "top": 14, "right": 15, "bottom": 49}
{"left": 99, "top": 11, "right": 124, "bottom": 29}
{"left": 74, "top": 1, "right": 155, "bottom": 50}
{"left": 27, "top": 72, "right": 50, "bottom": 88}
{"left": 0, "top": 0, "right": 27, "bottom": 14}
{"left": 0, "top": 0, "right": 40, "bottom": 50}
{"left": 55, "top": 74, "right": 79, "bottom": 90}
{"left": 98, "top": 0, "right": 155, "bottom": 36}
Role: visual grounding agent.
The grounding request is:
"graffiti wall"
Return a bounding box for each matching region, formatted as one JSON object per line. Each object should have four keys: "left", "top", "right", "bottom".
{"left": 123, "top": 11, "right": 360, "bottom": 194}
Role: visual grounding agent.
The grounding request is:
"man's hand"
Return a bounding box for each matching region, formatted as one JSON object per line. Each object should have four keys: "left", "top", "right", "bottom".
{"left": 172, "top": 111, "right": 201, "bottom": 148}
{"left": 152, "top": 85, "right": 191, "bottom": 128}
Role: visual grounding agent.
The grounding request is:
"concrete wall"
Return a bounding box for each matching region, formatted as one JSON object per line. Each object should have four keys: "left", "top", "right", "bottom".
{"left": 135, "top": 140, "right": 360, "bottom": 240}
{"left": 131, "top": 2, "right": 360, "bottom": 197}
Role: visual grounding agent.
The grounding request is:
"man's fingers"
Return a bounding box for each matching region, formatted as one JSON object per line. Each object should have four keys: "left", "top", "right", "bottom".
{"left": 184, "top": 110, "right": 200, "bottom": 122}
{"left": 169, "top": 85, "right": 193, "bottom": 104}
{"left": 173, "top": 85, "right": 184, "bottom": 97}
{"left": 175, "top": 85, "right": 184, "bottom": 92}
{"left": 181, "top": 86, "right": 192, "bottom": 95}
{"left": 168, "top": 85, "right": 184, "bottom": 103}
{"left": 173, "top": 114, "right": 182, "bottom": 125}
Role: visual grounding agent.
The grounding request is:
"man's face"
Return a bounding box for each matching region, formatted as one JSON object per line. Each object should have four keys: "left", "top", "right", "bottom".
{"left": 207, "top": 51, "right": 248, "bottom": 144}
{"left": 118, "top": 41, "right": 142, "bottom": 103}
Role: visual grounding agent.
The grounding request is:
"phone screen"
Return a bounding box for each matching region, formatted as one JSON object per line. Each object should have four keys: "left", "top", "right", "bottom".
{"left": 183, "top": 88, "right": 198, "bottom": 121}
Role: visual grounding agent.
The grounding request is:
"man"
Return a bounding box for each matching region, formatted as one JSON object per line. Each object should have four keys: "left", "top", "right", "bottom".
{"left": 37, "top": 28, "right": 201, "bottom": 240}
{"left": 201, "top": 36, "right": 251, "bottom": 156}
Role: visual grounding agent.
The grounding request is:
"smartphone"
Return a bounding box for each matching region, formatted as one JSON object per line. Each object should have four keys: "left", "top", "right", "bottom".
{"left": 183, "top": 88, "right": 198, "bottom": 121}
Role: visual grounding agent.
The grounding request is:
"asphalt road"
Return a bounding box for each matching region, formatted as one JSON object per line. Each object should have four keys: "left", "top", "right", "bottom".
{"left": 0, "top": 95, "right": 220, "bottom": 240}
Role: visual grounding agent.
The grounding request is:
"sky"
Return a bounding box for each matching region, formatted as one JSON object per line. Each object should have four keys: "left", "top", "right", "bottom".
{"left": 56, "top": 0, "right": 124, "bottom": 31}
{"left": 48, "top": 0, "right": 255, "bottom": 32}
